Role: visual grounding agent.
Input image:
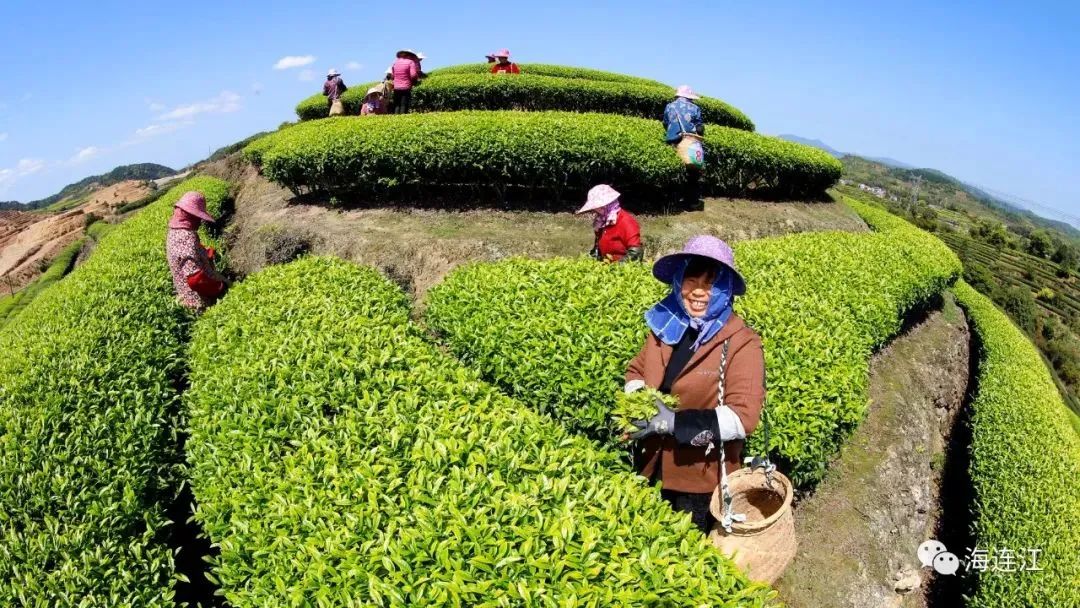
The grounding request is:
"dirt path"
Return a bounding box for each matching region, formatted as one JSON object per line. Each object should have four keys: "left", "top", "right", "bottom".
{"left": 775, "top": 293, "right": 970, "bottom": 608}
{"left": 205, "top": 158, "right": 867, "bottom": 302}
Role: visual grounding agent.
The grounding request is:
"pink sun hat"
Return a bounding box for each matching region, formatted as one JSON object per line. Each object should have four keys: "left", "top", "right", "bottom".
{"left": 492, "top": 48, "right": 511, "bottom": 58}
{"left": 175, "top": 191, "right": 215, "bottom": 222}
{"left": 575, "top": 184, "right": 621, "bottom": 214}
{"left": 675, "top": 85, "right": 701, "bottom": 100}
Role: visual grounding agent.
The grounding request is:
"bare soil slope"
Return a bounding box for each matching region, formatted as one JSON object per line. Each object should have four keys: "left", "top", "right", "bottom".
{"left": 207, "top": 158, "right": 868, "bottom": 301}
{"left": 0, "top": 180, "right": 150, "bottom": 290}
{"left": 776, "top": 294, "right": 971, "bottom": 608}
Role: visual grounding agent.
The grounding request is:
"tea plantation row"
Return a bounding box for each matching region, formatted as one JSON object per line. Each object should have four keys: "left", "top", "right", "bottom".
{"left": 953, "top": 281, "right": 1080, "bottom": 608}
{"left": 247, "top": 111, "right": 841, "bottom": 205}
{"left": 184, "top": 257, "right": 777, "bottom": 607}
{"left": 0, "top": 177, "right": 230, "bottom": 606}
{"left": 425, "top": 200, "right": 961, "bottom": 485}
{"left": 429, "top": 62, "right": 669, "bottom": 86}
{"left": 295, "top": 71, "right": 754, "bottom": 130}
{"left": 0, "top": 237, "right": 84, "bottom": 327}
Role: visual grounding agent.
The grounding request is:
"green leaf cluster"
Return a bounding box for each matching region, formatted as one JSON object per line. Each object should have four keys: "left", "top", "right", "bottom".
{"left": 953, "top": 281, "right": 1080, "bottom": 608}
{"left": 425, "top": 200, "right": 960, "bottom": 485}
{"left": 185, "top": 256, "right": 777, "bottom": 607}
{"left": 295, "top": 71, "right": 754, "bottom": 131}
{"left": 246, "top": 111, "right": 840, "bottom": 205}
{"left": 612, "top": 388, "right": 679, "bottom": 434}
{"left": 0, "top": 177, "right": 230, "bottom": 606}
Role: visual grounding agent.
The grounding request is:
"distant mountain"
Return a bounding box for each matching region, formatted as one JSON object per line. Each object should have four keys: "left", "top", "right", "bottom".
{"left": 863, "top": 156, "right": 914, "bottom": 169}
{"left": 0, "top": 163, "right": 177, "bottom": 211}
{"left": 777, "top": 135, "right": 844, "bottom": 158}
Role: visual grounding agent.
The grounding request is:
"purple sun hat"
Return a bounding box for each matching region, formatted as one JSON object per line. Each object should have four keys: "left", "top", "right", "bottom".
{"left": 652, "top": 235, "right": 746, "bottom": 295}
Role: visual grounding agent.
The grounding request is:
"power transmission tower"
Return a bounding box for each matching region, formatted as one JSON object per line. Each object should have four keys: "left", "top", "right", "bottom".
{"left": 910, "top": 175, "right": 922, "bottom": 214}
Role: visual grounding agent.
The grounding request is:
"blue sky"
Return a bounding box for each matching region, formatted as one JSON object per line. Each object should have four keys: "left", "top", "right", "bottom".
{"left": 1, "top": 0, "right": 1077, "bottom": 223}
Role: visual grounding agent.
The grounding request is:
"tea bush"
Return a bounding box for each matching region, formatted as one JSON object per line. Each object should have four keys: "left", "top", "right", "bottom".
{"left": 953, "top": 281, "right": 1080, "bottom": 608}
{"left": 246, "top": 111, "right": 840, "bottom": 204}
{"left": 425, "top": 199, "right": 960, "bottom": 485}
{"left": 295, "top": 72, "right": 754, "bottom": 130}
{"left": 429, "top": 62, "right": 670, "bottom": 86}
{"left": 185, "top": 256, "right": 777, "bottom": 607}
{"left": 0, "top": 177, "right": 229, "bottom": 606}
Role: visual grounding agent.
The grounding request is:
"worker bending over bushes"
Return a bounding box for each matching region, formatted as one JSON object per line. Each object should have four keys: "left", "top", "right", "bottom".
{"left": 575, "top": 184, "right": 642, "bottom": 262}
{"left": 624, "top": 235, "right": 766, "bottom": 534}
{"left": 165, "top": 191, "right": 228, "bottom": 311}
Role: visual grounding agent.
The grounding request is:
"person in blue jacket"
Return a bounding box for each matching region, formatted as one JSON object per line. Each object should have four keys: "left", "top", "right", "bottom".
{"left": 663, "top": 85, "right": 706, "bottom": 210}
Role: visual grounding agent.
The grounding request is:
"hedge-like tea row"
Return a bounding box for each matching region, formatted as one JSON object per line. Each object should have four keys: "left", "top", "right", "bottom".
{"left": 0, "top": 237, "right": 83, "bottom": 327}
{"left": 247, "top": 111, "right": 841, "bottom": 204}
{"left": 429, "top": 62, "right": 669, "bottom": 86}
{"left": 185, "top": 257, "right": 776, "bottom": 607}
{"left": 425, "top": 200, "right": 960, "bottom": 484}
{"left": 952, "top": 281, "right": 1080, "bottom": 608}
{"left": 295, "top": 72, "right": 754, "bottom": 130}
{"left": 0, "top": 177, "right": 229, "bottom": 606}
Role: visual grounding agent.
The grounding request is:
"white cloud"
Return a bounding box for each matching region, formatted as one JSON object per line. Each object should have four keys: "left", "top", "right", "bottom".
{"left": 134, "top": 121, "right": 193, "bottom": 138}
{"left": 71, "top": 146, "right": 100, "bottom": 163}
{"left": 274, "top": 55, "right": 316, "bottom": 70}
{"left": 157, "top": 91, "right": 242, "bottom": 121}
{"left": 0, "top": 158, "right": 46, "bottom": 188}
{"left": 298, "top": 69, "right": 316, "bottom": 82}
{"left": 346, "top": 61, "right": 363, "bottom": 71}
{"left": 147, "top": 99, "right": 166, "bottom": 112}
{"left": 0, "top": 132, "right": 7, "bottom": 142}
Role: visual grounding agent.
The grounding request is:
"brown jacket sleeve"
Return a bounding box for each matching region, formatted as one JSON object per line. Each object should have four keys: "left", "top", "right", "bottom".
{"left": 723, "top": 331, "right": 766, "bottom": 435}
{"left": 625, "top": 336, "right": 650, "bottom": 386}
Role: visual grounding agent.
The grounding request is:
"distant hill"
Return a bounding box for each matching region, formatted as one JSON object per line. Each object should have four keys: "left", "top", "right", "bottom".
{"left": 863, "top": 156, "right": 914, "bottom": 169}
{"left": 777, "top": 135, "right": 844, "bottom": 158}
{"left": 841, "top": 155, "right": 1080, "bottom": 241}
{"left": 0, "top": 163, "right": 177, "bottom": 211}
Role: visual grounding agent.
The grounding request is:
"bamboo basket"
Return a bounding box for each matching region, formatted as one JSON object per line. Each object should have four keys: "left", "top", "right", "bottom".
{"left": 708, "top": 467, "right": 796, "bottom": 584}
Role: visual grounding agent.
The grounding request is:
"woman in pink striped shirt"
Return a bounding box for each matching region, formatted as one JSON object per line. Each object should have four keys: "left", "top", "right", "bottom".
{"left": 390, "top": 49, "right": 420, "bottom": 114}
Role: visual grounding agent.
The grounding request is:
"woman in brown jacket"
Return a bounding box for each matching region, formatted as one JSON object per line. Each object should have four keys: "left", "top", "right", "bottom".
{"left": 624, "top": 235, "right": 765, "bottom": 534}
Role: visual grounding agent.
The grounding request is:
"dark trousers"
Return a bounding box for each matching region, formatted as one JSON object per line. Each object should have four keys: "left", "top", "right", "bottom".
{"left": 392, "top": 89, "right": 412, "bottom": 114}
{"left": 684, "top": 168, "right": 703, "bottom": 211}
{"left": 661, "top": 489, "right": 715, "bottom": 535}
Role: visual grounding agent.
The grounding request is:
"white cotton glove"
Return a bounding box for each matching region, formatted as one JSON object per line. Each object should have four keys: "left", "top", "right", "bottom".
{"left": 624, "top": 379, "right": 646, "bottom": 394}
{"left": 715, "top": 405, "right": 747, "bottom": 442}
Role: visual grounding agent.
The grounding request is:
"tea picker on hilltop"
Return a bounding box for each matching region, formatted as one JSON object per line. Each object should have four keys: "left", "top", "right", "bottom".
{"left": 623, "top": 236, "right": 765, "bottom": 534}
{"left": 360, "top": 85, "right": 388, "bottom": 115}
{"left": 323, "top": 69, "right": 348, "bottom": 116}
{"left": 166, "top": 191, "right": 229, "bottom": 312}
{"left": 575, "top": 184, "right": 642, "bottom": 262}
{"left": 664, "top": 85, "right": 706, "bottom": 210}
{"left": 490, "top": 49, "right": 521, "bottom": 74}
{"left": 390, "top": 49, "right": 423, "bottom": 113}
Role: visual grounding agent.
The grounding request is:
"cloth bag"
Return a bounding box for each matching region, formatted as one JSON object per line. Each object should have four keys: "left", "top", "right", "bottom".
{"left": 675, "top": 111, "right": 706, "bottom": 168}
{"left": 329, "top": 99, "right": 345, "bottom": 116}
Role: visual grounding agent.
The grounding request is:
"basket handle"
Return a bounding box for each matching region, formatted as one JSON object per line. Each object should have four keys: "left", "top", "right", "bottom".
{"left": 715, "top": 339, "right": 746, "bottom": 532}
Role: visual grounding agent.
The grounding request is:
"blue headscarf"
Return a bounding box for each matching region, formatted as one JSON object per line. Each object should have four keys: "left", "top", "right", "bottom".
{"left": 644, "top": 259, "right": 735, "bottom": 350}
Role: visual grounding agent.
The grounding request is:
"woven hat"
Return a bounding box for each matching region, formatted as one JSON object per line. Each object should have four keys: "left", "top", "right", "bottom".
{"left": 327, "top": 68, "right": 340, "bottom": 77}
{"left": 575, "top": 184, "right": 621, "bottom": 214}
{"left": 365, "top": 85, "right": 384, "bottom": 97}
{"left": 652, "top": 235, "right": 745, "bottom": 295}
{"left": 675, "top": 85, "right": 701, "bottom": 100}
{"left": 493, "top": 48, "right": 511, "bottom": 58}
{"left": 175, "top": 191, "right": 215, "bottom": 223}
{"left": 396, "top": 48, "right": 418, "bottom": 59}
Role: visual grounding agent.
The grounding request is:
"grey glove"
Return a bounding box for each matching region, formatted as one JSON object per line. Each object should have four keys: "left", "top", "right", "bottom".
{"left": 628, "top": 398, "right": 676, "bottom": 441}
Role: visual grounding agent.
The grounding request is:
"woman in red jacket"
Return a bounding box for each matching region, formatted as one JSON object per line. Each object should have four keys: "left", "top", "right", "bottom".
{"left": 575, "top": 184, "right": 643, "bottom": 262}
